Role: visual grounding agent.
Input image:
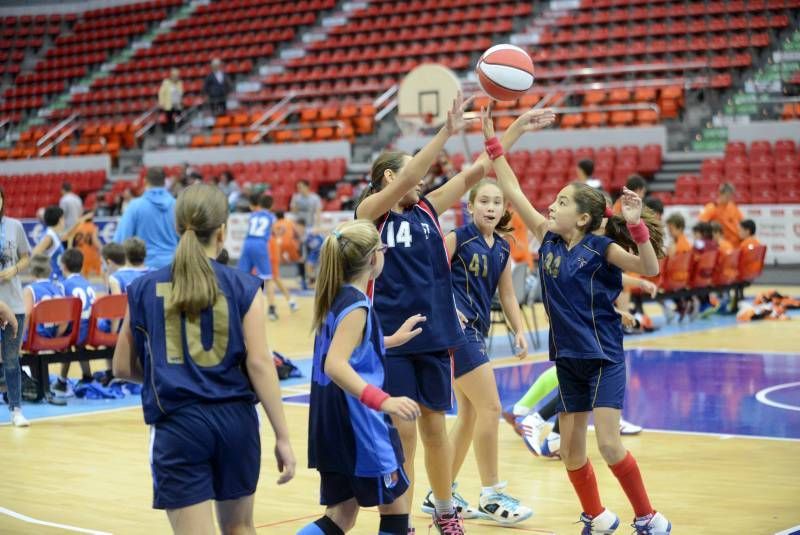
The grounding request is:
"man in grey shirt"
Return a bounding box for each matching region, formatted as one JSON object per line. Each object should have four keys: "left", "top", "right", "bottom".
{"left": 289, "top": 179, "right": 322, "bottom": 228}
{"left": 59, "top": 182, "right": 83, "bottom": 230}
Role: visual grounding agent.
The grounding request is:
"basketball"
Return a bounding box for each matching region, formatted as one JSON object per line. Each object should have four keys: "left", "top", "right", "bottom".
{"left": 475, "top": 44, "right": 535, "bottom": 101}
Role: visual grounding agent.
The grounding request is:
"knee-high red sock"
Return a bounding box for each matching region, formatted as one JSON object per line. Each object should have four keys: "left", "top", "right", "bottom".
{"left": 609, "top": 451, "right": 654, "bottom": 518}
{"left": 567, "top": 460, "right": 604, "bottom": 517}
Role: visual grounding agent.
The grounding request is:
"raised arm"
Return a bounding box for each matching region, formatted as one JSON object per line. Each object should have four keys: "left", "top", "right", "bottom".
{"left": 606, "top": 188, "right": 660, "bottom": 276}
{"left": 356, "top": 93, "right": 474, "bottom": 221}
{"left": 483, "top": 104, "right": 555, "bottom": 242}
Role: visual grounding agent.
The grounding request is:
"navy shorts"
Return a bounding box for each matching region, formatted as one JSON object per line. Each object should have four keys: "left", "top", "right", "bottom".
{"left": 320, "top": 466, "right": 409, "bottom": 508}
{"left": 385, "top": 350, "right": 453, "bottom": 411}
{"left": 555, "top": 358, "right": 625, "bottom": 413}
{"left": 238, "top": 239, "right": 272, "bottom": 280}
{"left": 452, "top": 334, "right": 489, "bottom": 379}
{"left": 150, "top": 401, "right": 260, "bottom": 510}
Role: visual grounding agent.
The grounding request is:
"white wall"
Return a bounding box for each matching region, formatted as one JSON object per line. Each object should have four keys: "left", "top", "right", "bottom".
{"left": 727, "top": 121, "right": 800, "bottom": 145}
{"left": 143, "top": 140, "right": 351, "bottom": 167}
{"left": 396, "top": 125, "right": 667, "bottom": 156}
{"left": 0, "top": 154, "right": 110, "bottom": 175}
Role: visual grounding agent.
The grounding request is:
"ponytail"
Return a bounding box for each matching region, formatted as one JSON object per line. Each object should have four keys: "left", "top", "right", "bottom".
{"left": 354, "top": 150, "right": 409, "bottom": 217}
{"left": 604, "top": 208, "right": 665, "bottom": 258}
{"left": 171, "top": 184, "right": 229, "bottom": 314}
{"left": 312, "top": 220, "right": 380, "bottom": 332}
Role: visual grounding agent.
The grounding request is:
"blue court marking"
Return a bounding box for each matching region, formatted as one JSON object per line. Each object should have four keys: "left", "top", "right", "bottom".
{"left": 286, "top": 348, "right": 800, "bottom": 440}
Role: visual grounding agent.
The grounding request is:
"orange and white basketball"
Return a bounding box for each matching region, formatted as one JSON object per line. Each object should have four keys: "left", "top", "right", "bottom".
{"left": 475, "top": 44, "right": 535, "bottom": 101}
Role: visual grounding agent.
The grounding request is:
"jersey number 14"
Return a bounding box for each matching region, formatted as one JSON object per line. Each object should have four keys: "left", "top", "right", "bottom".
{"left": 385, "top": 221, "right": 413, "bottom": 248}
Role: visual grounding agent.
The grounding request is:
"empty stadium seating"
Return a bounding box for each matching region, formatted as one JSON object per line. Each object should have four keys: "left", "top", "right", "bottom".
{"left": 0, "top": 170, "right": 106, "bottom": 217}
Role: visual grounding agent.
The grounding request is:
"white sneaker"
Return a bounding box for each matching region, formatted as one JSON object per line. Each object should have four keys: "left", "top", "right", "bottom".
{"left": 633, "top": 511, "right": 671, "bottom": 535}
{"left": 478, "top": 482, "right": 533, "bottom": 524}
{"left": 579, "top": 508, "right": 619, "bottom": 534}
{"left": 421, "top": 483, "right": 482, "bottom": 519}
{"left": 619, "top": 418, "right": 643, "bottom": 435}
{"left": 520, "top": 412, "right": 547, "bottom": 455}
{"left": 289, "top": 300, "right": 299, "bottom": 313}
{"left": 11, "top": 409, "right": 29, "bottom": 427}
{"left": 540, "top": 431, "right": 561, "bottom": 458}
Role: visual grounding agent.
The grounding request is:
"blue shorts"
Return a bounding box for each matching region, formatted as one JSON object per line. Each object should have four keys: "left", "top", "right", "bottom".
{"left": 150, "top": 401, "right": 260, "bottom": 510}
{"left": 385, "top": 350, "right": 453, "bottom": 411}
{"left": 452, "top": 334, "right": 489, "bottom": 379}
{"left": 238, "top": 239, "right": 272, "bottom": 280}
{"left": 320, "top": 466, "right": 409, "bottom": 508}
{"left": 555, "top": 358, "right": 625, "bottom": 413}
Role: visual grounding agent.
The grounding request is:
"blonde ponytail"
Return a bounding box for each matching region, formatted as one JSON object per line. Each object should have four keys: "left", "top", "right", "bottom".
{"left": 171, "top": 184, "right": 229, "bottom": 314}
{"left": 312, "top": 220, "right": 380, "bottom": 332}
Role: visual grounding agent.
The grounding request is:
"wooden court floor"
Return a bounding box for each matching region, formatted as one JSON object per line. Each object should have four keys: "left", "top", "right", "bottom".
{"left": 1, "top": 286, "right": 799, "bottom": 534}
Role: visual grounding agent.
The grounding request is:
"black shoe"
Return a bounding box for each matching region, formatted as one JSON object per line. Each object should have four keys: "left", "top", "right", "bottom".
{"left": 45, "top": 391, "right": 67, "bottom": 406}
{"left": 52, "top": 379, "right": 68, "bottom": 393}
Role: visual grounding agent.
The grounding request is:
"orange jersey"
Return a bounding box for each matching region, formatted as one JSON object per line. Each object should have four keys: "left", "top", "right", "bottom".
{"left": 739, "top": 236, "right": 761, "bottom": 251}
{"left": 698, "top": 201, "right": 743, "bottom": 247}
{"left": 672, "top": 233, "right": 692, "bottom": 255}
{"left": 507, "top": 211, "right": 533, "bottom": 267}
{"left": 70, "top": 222, "right": 102, "bottom": 276}
{"left": 717, "top": 238, "right": 734, "bottom": 254}
{"left": 272, "top": 218, "right": 300, "bottom": 262}
{"left": 269, "top": 237, "right": 281, "bottom": 279}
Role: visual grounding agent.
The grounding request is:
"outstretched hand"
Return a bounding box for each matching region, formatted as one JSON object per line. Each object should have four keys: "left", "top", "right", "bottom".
{"left": 480, "top": 101, "right": 495, "bottom": 140}
{"left": 516, "top": 107, "right": 556, "bottom": 132}
{"left": 619, "top": 186, "right": 643, "bottom": 224}
{"left": 444, "top": 91, "right": 478, "bottom": 135}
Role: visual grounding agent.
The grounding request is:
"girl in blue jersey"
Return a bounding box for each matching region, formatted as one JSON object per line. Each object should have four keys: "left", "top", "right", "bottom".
{"left": 433, "top": 179, "right": 532, "bottom": 525}
{"left": 112, "top": 184, "right": 296, "bottom": 534}
{"left": 356, "top": 93, "right": 551, "bottom": 533}
{"left": 238, "top": 193, "right": 280, "bottom": 320}
{"left": 300, "top": 220, "right": 425, "bottom": 535}
{"left": 481, "top": 106, "right": 671, "bottom": 535}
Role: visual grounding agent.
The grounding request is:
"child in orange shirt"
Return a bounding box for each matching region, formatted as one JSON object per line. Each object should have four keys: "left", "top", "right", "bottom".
{"left": 665, "top": 213, "right": 692, "bottom": 256}
{"left": 738, "top": 219, "right": 760, "bottom": 251}
{"left": 711, "top": 222, "right": 734, "bottom": 254}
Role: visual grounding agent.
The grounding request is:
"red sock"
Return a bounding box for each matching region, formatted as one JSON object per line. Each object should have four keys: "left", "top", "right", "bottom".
{"left": 567, "top": 460, "right": 604, "bottom": 517}
{"left": 609, "top": 451, "right": 654, "bottom": 518}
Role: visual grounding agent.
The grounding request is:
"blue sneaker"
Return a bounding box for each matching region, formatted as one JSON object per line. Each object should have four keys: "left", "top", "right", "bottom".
{"left": 633, "top": 512, "right": 671, "bottom": 534}
{"left": 578, "top": 508, "right": 619, "bottom": 534}
{"left": 540, "top": 431, "right": 561, "bottom": 458}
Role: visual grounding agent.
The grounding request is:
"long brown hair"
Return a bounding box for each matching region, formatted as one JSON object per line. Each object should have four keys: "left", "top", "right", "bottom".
{"left": 468, "top": 179, "right": 513, "bottom": 234}
{"left": 354, "top": 151, "right": 409, "bottom": 215}
{"left": 571, "top": 182, "right": 664, "bottom": 258}
{"left": 171, "top": 184, "right": 229, "bottom": 314}
{"left": 312, "top": 220, "right": 380, "bottom": 333}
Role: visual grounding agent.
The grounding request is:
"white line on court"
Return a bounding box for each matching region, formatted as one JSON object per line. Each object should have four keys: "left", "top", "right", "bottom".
{"left": 774, "top": 525, "right": 800, "bottom": 535}
{"left": 642, "top": 427, "right": 800, "bottom": 443}
{"left": 0, "top": 506, "right": 112, "bottom": 534}
{"left": 755, "top": 381, "right": 800, "bottom": 411}
{"left": 0, "top": 404, "right": 141, "bottom": 426}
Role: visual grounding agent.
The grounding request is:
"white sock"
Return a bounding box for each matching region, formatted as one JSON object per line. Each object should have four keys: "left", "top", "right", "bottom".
{"left": 433, "top": 497, "right": 453, "bottom": 516}
{"left": 512, "top": 403, "right": 529, "bottom": 416}
{"left": 480, "top": 485, "right": 496, "bottom": 497}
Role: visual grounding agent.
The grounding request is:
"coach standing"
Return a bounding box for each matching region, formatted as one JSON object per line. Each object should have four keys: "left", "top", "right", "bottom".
{"left": 113, "top": 167, "right": 178, "bottom": 269}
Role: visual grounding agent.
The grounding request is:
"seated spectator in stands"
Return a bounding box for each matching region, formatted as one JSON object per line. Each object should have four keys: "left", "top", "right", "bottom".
{"left": 644, "top": 196, "right": 664, "bottom": 220}
{"left": 203, "top": 58, "right": 232, "bottom": 116}
{"left": 666, "top": 213, "right": 692, "bottom": 256}
{"left": 109, "top": 238, "right": 150, "bottom": 295}
{"left": 698, "top": 182, "right": 743, "bottom": 247}
{"left": 158, "top": 68, "right": 183, "bottom": 133}
{"left": 575, "top": 158, "right": 603, "bottom": 189}
{"left": 54, "top": 249, "right": 97, "bottom": 393}
{"left": 612, "top": 175, "right": 647, "bottom": 214}
{"left": 711, "top": 221, "right": 734, "bottom": 254}
{"left": 69, "top": 211, "right": 102, "bottom": 278}
{"left": 739, "top": 219, "right": 760, "bottom": 251}
{"left": 692, "top": 222, "right": 717, "bottom": 252}
{"left": 22, "top": 255, "right": 65, "bottom": 341}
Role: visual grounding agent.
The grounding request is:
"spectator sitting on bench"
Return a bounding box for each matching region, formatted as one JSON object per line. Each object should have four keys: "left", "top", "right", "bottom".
{"left": 54, "top": 249, "right": 98, "bottom": 394}
{"left": 739, "top": 219, "right": 760, "bottom": 251}
{"left": 711, "top": 221, "right": 734, "bottom": 254}
{"left": 101, "top": 242, "right": 126, "bottom": 293}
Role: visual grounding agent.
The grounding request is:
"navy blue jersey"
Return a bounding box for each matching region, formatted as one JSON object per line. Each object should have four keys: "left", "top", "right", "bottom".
{"left": 538, "top": 231, "right": 624, "bottom": 363}
{"left": 62, "top": 273, "right": 96, "bottom": 345}
{"left": 128, "top": 260, "right": 263, "bottom": 424}
{"left": 245, "top": 210, "right": 276, "bottom": 241}
{"left": 308, "top": 285, "right": 402, "bottom": 478}
{"left": 368, "top": 197, "right": 465, "bottom": 355}
{"left": 110, "top": 267, "right": 150, "bottom": 294}
{"left": 450, "top": 223, "right": 510, "bottom": 337}
{"left": 25, "top": 279, "right": 65, "bottom": 338}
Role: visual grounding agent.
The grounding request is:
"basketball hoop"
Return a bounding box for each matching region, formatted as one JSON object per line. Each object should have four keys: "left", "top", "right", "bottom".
{"left": 395, "top": 113, "right": 434, "bottom": 137}
{"left": 397, "top": 64, "right": 462, "bottom": 130}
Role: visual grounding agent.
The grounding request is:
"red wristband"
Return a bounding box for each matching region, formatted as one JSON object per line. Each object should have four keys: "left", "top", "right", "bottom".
{"left": 485, "top": 136, "right": 504, "bottom": 160}
{"left": 360, "top": 384, "right": 390, "bottom": 411}
{"left": 626, "top": 220, "right": 650, "bottom": 244}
